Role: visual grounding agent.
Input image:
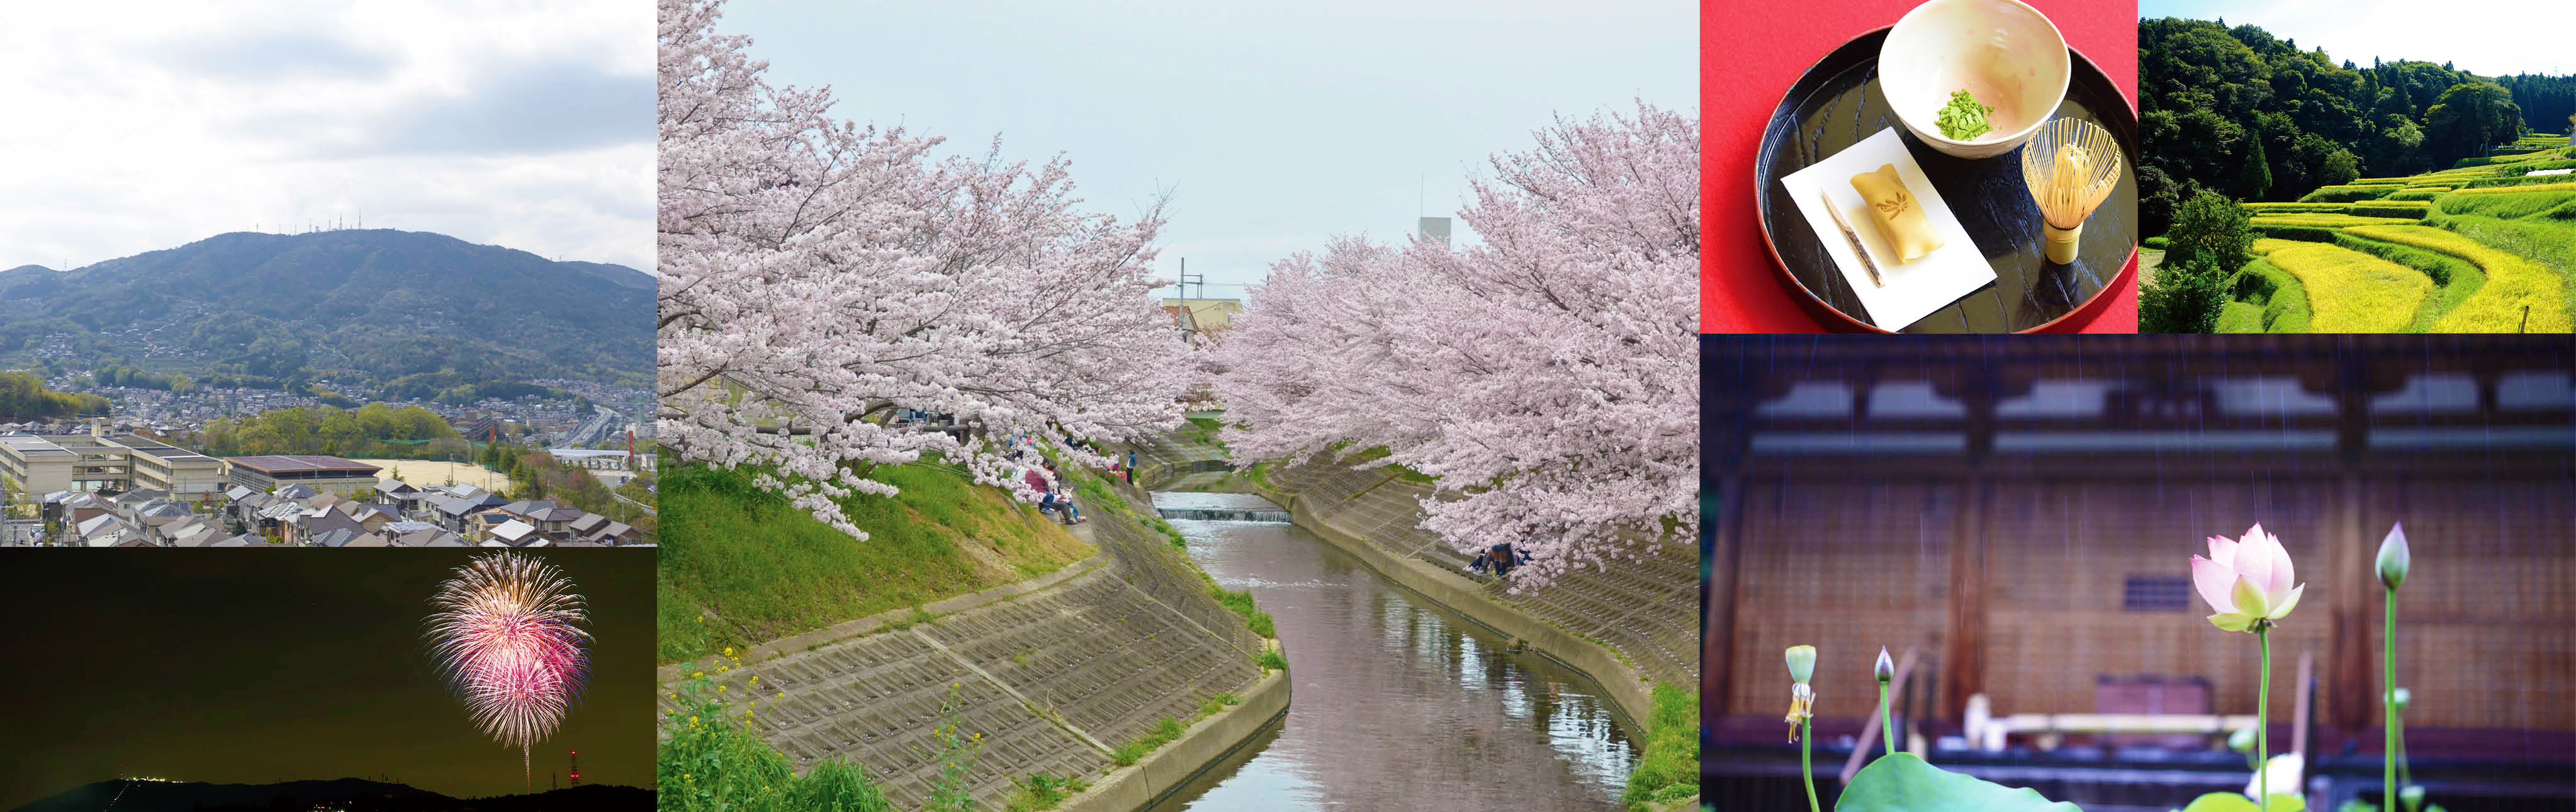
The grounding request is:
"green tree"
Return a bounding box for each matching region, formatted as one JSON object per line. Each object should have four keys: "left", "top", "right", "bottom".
{"left": 2424, "top": 81, "right": 2523, "bottom": 166}
{"left": 2142, "top": 257, "right": 2232, "bottom": 334}
{"left": 2319, "top": 148, "right": 2361, "bottom": 187}
{"left": 2168, "top": 190, "right": 2257, "bottom": 276}
{"left": 2239, "top": 137, "right": 2273, "bottom": 200}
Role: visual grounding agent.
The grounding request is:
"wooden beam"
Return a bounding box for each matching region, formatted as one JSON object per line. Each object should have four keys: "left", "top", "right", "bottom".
{"left": 1944, "top": 475, "right": 1989, "bottom": 722}
{"left": 1943, "top": 369, "right": 1998, "bottom": 722}
{"left": 1707, "top": 470, "right": 1745, "bottom": 718}
{"left": 2324, "top": 351, "right": 2380, "bottom": 735}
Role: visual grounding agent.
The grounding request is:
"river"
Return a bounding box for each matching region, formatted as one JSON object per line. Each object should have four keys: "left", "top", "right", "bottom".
{"left": 1144, "top": 491, "right": 1638, "bottom": 812}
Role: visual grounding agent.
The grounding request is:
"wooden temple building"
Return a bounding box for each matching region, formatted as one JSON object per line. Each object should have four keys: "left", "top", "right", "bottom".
{"left": 1701, "top": 335, "right": 2573, "bottom": 811}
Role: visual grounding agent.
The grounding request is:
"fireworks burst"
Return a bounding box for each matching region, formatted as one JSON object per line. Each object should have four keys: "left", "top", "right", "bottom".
{"left": 426, "top": 551, "right": 591, "bottom": 789}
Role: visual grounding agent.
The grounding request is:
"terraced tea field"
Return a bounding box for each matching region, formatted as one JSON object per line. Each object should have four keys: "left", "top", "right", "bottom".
{"left": 2180, "top": 137, "right": 2576, "bottom": 333}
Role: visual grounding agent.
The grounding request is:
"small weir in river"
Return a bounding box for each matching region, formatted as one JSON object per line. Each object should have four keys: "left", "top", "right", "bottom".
{"left": 1149, "top": 492, "right": 1293, "bottom": 522}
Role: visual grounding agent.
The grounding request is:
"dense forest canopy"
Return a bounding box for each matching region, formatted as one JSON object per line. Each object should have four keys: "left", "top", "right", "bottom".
{"left": 196, "top": 402, "right": 464, "bottom": 459}
{"left": 2140, "top": 17, "right": 2566, "bottom": 234}
{"left": 0, "top": 369, "right": 109, "bottom": 420}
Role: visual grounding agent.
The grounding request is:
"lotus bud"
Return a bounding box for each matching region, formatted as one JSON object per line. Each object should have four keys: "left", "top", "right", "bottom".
{"left": 2377, "top": 522, "right": 2410, "bottom": 590}
{"left": 2228, "top": 726, "right": 2254, "bottom": 753}
{"left": 1786, "top": 645, "right": 1816, "bottom": 683}
{"left": 2392, "top": 687, "right": 2410, "bottom": 715}
{"left": 1874, "top": 646, "right": 1894, "bottom": 685}
{"left": 2399, "top": 784, "right": 2424, "bottom": 811}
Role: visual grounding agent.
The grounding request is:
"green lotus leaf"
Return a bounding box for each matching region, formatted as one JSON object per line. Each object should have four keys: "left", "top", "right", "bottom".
{"left": 2178, "top": 791, "right": 2305, "bottom": 812}
{"left": 1835, "top": 753, "right": 2082, "bottom": 811}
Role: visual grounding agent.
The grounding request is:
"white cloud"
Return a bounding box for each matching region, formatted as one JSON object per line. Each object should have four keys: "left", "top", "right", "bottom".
{"left": 0, "top": 1, "right": 653, "bottom": 272}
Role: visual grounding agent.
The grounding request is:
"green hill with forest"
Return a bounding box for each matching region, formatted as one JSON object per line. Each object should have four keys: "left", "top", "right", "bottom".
{"left": 2140, "top": 18, "right": 2574, "bottom": 334}
{"left": 0, "top": 229, "right": 651, "bottom": 388}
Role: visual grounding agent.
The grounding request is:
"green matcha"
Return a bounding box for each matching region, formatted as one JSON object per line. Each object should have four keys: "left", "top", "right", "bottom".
{"left": 1935, "top": 89, "right": 1996, "bottom": 141}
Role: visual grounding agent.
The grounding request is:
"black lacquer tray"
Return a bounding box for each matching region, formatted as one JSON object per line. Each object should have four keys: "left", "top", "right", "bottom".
{"left": 1756, "top": 27, "right": 2139, "bottom": 332}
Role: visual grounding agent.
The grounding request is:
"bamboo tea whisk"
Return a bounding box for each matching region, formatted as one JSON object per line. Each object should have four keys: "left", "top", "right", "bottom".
{"left": 2019, "top": 118, "right": 2122, "bottom": 264}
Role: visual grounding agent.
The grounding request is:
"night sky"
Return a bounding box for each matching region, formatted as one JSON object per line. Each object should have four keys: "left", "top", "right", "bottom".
{"left": 0, "top": 550, "right": 655, "bottom": 809}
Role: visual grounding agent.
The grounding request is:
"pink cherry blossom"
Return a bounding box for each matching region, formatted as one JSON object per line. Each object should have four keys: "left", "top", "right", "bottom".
{"left": 1209, "top": 102, "right": 1697, "bottom": 590}
{"left": 2191, "top": 524, "right": 2307, "bottom": 631}
{"left": 658, "top": 0, "right": 1187, "bottom": 536}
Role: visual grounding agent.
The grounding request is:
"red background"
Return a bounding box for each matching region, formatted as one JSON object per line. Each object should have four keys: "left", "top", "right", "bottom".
{"left": 1701, "top": 0, "right": 2140, "bottom": 334}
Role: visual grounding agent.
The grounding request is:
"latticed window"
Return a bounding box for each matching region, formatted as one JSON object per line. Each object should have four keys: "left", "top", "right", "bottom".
{"left": 2122, "top": 575, "right": 2193, "bottom": 612}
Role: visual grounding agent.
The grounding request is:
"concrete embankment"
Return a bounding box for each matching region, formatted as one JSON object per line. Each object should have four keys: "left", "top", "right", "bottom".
{"left": 660, "top": 483, "right": 1284, "bottom": 812}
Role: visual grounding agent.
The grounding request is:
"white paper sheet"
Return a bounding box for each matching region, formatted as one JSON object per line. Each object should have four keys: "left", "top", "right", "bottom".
{"left": 1780, "top": 128, "right": 1994, "bottom": 330}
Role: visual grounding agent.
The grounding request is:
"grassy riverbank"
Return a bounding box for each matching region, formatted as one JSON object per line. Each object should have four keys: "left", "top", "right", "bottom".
{"left": 656, "top": 461, "right": 1091, "bottom": 665}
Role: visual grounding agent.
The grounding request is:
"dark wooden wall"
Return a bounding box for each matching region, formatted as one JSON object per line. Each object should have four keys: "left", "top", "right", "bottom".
{"left": 1702, "top": 336, "right": 2576, "bottom": 738}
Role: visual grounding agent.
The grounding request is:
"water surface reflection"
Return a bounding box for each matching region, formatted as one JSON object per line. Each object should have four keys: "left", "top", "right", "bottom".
{"left": 1146, "top": 510, "right": 1636, "bottom": 812}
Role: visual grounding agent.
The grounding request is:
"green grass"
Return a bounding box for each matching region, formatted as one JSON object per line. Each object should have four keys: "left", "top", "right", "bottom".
{"left": 1178, "top": 415, "right": 1229, "bottom": 450}
{"left": 659, "top": 667, "right": 901, "bottom": 812}
{"left": 2449, "top": 181, "right": 2576, "bottom": 196}
{"left": 1110, "top": 716, "right": 1189, "bottom": 767}
{"left": 2385, "top": 188, "right": 2451, "bottom": 201}
{"left": 2248, "top": 213, "right": 2422, "bottom": 228}
{"left": 657, "top": 463, "right": 1093, "bottom": 665}
{"left": 2438, "top": 188, "right": 2576, "bottom": 221}
{"left": 1003, "top": 774, "right": 1087, "bottom": 812}
{"left": 1208, "top": 584, "right": 1276, "bottom": 638}
{"left": 2468, "top": 168, "right": 2576, "bottom": 188}
{"left": 2261, "top": 243, "right": 2432, "bottom": 332}
{"left": 2297, "top": 184, "right": 2405, "bottom": 203}
{"left": 1256, "top": 648, "right": 1289, "bottom": 672}
{"left": 2346, "top": 225, "right": 2573, "bottom": 332}
{"left": 2348, "top": 201, "right": 2431, "bottom": 220}
{"left": 1621, "top": 684, "right": 1701, "bottom": 812}
{"left": 2243, "top": 201, "right": 2358, "bottom": 213}
{"left": 2248, "top": 239, "right": 2305, "bottom": 255}
{"left": 2215, "top": 300, "right": 2268, "bottom": 333}
{"left": 1145, "top": 512, "right": 1187, "bottom": 548}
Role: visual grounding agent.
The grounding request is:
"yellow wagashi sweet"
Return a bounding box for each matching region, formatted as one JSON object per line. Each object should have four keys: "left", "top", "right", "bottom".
{"left": 1849, "top": 164, "right": 1944, "bottom": 262}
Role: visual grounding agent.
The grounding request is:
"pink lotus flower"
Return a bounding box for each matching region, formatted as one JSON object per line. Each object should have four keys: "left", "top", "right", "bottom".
{"left": 2191, "top": 524, "right": 2307, "bottom": 632}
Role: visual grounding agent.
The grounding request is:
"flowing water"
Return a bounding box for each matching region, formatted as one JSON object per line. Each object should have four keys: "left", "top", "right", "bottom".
{"left": 1143, "top": 492, "right": 1638, "bottom": 812}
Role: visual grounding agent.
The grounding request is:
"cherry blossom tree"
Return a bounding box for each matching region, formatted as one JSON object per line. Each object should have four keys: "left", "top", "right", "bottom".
{"left": 658, "top": 0, "right": 1186, "bottom": 537}
{"left": 1212, "top": 101, "right": 1699, "bottom": 589}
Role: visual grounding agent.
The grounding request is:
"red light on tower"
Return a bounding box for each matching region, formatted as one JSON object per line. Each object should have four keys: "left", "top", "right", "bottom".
{"left": 568, "top": 750, "right": 580, "bottom": 786}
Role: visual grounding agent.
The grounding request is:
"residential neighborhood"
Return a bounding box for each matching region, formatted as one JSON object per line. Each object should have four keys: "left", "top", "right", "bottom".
{"left": 1, "top": 418, "right": 653, "bottom": 548}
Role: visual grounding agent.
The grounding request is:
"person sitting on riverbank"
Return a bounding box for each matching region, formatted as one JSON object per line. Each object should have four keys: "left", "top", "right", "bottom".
{"left": 1475, "top": 543, "right": 1526, "bottom": 579}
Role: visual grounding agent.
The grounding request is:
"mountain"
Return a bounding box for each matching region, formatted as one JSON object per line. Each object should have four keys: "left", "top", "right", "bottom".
{"left": 9, "top": 777, "right": 653, "bottom": 811}
{"left": 0, "top": 230, "right": 651, "bottom": 386}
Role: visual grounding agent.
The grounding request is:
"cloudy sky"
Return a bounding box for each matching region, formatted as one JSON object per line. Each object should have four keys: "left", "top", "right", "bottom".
{"left": 0, "top": 2, "right": 653, "bottom": 273}
{"left": 2144, "top": 0, "right": 2573, "bottom": 77}
{"left": 717, "top": 0, "right": 1693, "bottom": 298}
